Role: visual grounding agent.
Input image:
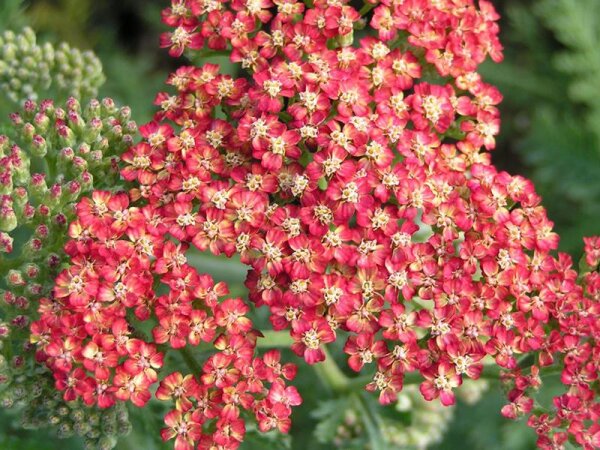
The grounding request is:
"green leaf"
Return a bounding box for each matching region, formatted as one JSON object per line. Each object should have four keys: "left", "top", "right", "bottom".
{"left": 311, "top": 397, "right": 350, "bottom": 444}
{"left": 356, "top": 394, "right": 387, "bottom": 450}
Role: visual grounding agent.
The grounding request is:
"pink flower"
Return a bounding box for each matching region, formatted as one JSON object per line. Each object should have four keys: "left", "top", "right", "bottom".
{"left": 420, "top": 361, "right": 462, "bottom": 406}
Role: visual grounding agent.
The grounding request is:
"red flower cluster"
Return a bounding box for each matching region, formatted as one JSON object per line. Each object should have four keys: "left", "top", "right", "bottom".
{"left": 32, "top": 191, "right": 301, "bottom": 449}
{"left": 517, "top": 242, "right": 600, "bottom": 450}
{"left": 32, "top": 0, "right": 600, "bottom": 449}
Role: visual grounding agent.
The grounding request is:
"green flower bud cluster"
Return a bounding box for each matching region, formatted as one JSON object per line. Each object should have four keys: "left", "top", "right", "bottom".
{"left": 455, "top": 378, "right": 489, "bottom": 405}
{"left": 317, "top": 375, "right": 491, "bottom": 449}
{"left": 0, "top": 27, "right": 105, "bottom": 106}
{"left": 381, "top": 380, "right": 489, "bottom": 449}
{"left": 0, "top": 96, "right": 137, "bottom": 449}
{"left": 385, "top": 386, "right": 455, "bottom": 449}
{"left": 17, "top": 390, "right": 132, "bottom": 449}
{"left": 331, "top": 409, "right": 363, "bottom": 447}
{"left": 324, "top": 380, "right": 488, "bottom": 450}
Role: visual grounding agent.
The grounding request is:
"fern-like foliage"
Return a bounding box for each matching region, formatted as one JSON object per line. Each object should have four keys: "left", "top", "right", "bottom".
{"left": 480, "top": 0, "right": 600, "bottom": 255}
{"left": 536, "top": 0, "right": 600, "bottom": 146}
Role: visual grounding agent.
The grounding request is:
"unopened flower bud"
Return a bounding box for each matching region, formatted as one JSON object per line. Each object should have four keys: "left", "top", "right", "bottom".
{"left": 23, "top": 263, "right": 40, "bottom": 279}
{"left": 6, "top": 270, "right": 25, "bottom": 287}
{"left": 34, "top": 224, "right": 49, "bottom": 239}
{"left": 95, "top": 137, "right": 109, "bottom": 152}
{"left": 48, "top": 183, "right": 62, "bottom": 205}
{"left": 12, "top": 355, "right": 25, "bottom": 369}
{"left": 13, "top": 296, "right": 28, "bottom": 310}
{"left": 2, "top": 41, "right": 16, "bottom": 60}
{"left": 125, "top": 121, "right": 137, "bottom": 136}
{"left": 87, "top": 429, "right": 101, "bottom": 440}
{"left": 80, "top": 171, "right": 93, "bottom": 191}
{"left": 33, "top": 112, "right": 50, "bottom": 132}
{"left": 86, "top": 98, "right": 101, "bottom": 116}
{"left": 87, "top": 150, "right": 104, "bottom": 164}
{"left": 20, "top": 123, "right": 35, "bottom": 143}
{"left": 0, "top": 196, "right": 17, "bottom": 231}
{"left": 2, "top": 291, "right": 15, "bottom": 305}
{"left": 54, "top": 213, "right": 68, "bottom": 227}
{"left": 72, "top": 156, "right": 88, "bottom": 173}
{"left": 65, "top": 180, "right": 81, "bottom": 201}
{"left": 77, "top": 143, "right": 91, "bottom": 155}
{"left": 40, "top": 99, "right": 54, "bottom": 115}
{"left": 10, "top": 146, "right": 30, "bottom": 184}
{"left": 101, "top": 98, "right": 116, "bottom": 115}
{"left": 38, "top": 204, "right": 50, "bottom": 218}
{"left": 25, "top": 283, "right": 44, "bottom": 297}
{"left": 0, "top": 323, "right": 10, "bottom": 339}
{"left": 117, "top": 421, "right": 132, "bottom": 436}
{"left": 0, "top": 168, "right": 13, "bottom": 195}
{"left": 54, "top": 107, "right": 66, "bottom": 121}
{"left": 108, "top": 124, "right": 123, "bottom": 141}
{"left": 12, "top": 186, "right": 28, "bottom": 208}
{"left": 70, "top": 409, "right": 85, "bottom": 422}
{"left": 22, "top": 238, "right": 43, "bottom": 256}
{"left": 26, "top": 284, "right": 43, "bottom": 296}
{"left": 0, "top": 136, "right": 9, "bottom": 156}
{"left": 48, "top": 415, "right": 61, "bottom": 426}
{"left": 11, "top": 315, "right": 29, "bottom": 329}
{"left": 1, "top": 392, "right": 15, "bottom": 408}
{"left": 97, "top": 436, "right": 117, "bottom": 450}
{"left": 21, "top": 203, "right": 35, "bottom": 223}
{"left": 0, "top": 232, "right": 13, "bottom": 252}
{"left": 29, "top": 173, "right": 48, "bottom": 198}
{"left": 30, "top": 382, "right": 43, "bottom": 398}
{"left": 10, "top": 113, "right": 23, "bottom": 127}
{"left": 31, "top": 135, "right": 47, "bottom": 157}
{"left": 118, "top": 106, "right": 132, "bottom": 122}
{"left": 68, "top": 111, "right": 84, "bottom": 132}
{"left": 47, "top": 253, "right": 61, "bottom": 268}
{"left": 66, "top": 96, "right": 80, "bottom": 112}
{"left": 83, "top": 117, "right": 102, "bottom": 141}
{"left": 60, "top": 146, "right": 75, "bottom": 162}
{"left": 56, "top": 125, "right": 75, "bottom": 147}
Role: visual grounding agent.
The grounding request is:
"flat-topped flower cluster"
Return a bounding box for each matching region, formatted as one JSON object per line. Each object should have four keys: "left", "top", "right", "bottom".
{"left": 31, "top": 0, "right": 600, "bottom": 449}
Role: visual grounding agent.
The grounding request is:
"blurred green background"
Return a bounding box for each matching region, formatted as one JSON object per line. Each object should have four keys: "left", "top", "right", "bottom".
{"left": 0, "top": 0, "right": 598, "bottom": 449}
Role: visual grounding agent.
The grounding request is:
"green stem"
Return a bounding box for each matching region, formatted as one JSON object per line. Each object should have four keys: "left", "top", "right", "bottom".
{"left": 257, "top": 330, "right": 352, "bottom": 393}
{"left": 189, "top": 49, "right": 231, "bottom": 62}
{"left": 355, "top": 393, "right": 386, "bottom": 450}
{"left": 517, "top": 353, "right": 535, "bottom": 369}
{"left": 477, "top": 364, "right": 504, "bottom": 380}
{"left": 359, "top": 2, "right": 375, "bottom": 16}
{"left": 314, "top": 346, "right": 350, "bottom": 392}
{"left": 257, "top": 330, "right": 295, "bottom": 347}
{"left": 198, "top": 50, "right": 231, "bottom": 58}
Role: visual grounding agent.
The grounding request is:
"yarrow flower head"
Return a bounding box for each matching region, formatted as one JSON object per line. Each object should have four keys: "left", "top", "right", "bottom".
{"left": 33, "top": 0, "right": 600, "bottom": 449}
{"left": 34, "top": 193, "right": 302, "bottom": 448}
